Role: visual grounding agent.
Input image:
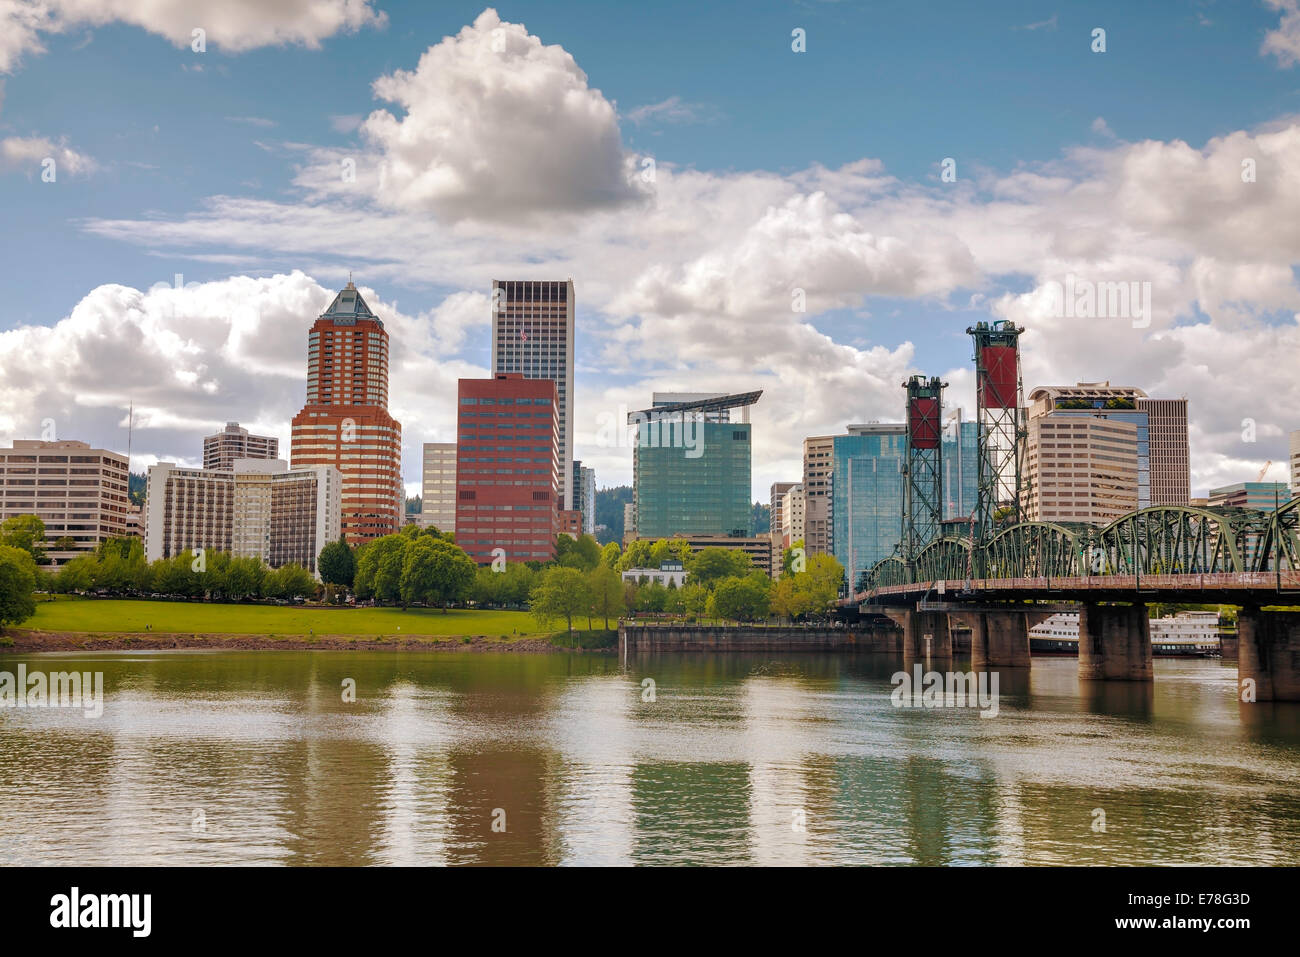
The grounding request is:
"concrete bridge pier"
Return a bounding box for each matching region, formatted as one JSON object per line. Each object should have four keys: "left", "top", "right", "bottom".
{"left": 886, "top": 609, "right": 952, "bottom": 661}
{"left": 1237, "top": 609, "right": 1300, "bottom": 702}
{"left": 1078, "top": 603, "right": 1152, "bottom": 682}
{"left": 954, "top": 611, "right": 1032, "bottom": 671}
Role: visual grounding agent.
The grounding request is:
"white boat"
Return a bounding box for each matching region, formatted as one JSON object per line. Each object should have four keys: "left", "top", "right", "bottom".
{"left": 1028, "top": 611, "right": 1221, "bottom": 657}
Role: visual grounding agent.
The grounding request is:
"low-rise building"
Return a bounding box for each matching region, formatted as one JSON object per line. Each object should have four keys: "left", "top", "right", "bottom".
{"left": 621, "top": 560, "right": 687, "bottom": 588}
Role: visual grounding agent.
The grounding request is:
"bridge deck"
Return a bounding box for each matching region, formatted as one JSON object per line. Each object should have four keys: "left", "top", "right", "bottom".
{"left": 853, "top": 572, "right": 1300, "bottom": 606}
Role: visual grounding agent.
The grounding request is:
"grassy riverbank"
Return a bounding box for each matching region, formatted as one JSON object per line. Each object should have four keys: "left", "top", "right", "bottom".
{"left": 3, "top": 597, "right": 616, "bottom": 652}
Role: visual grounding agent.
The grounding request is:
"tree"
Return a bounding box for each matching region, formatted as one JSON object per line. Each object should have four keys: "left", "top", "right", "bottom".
{"left": 318, "top": 535, "right": 356, "bottom": 591}
{"left": 686, "top": 547, "right": 752, "bottom": 586}
{"left": 771, "top": 574, "right": 813, "bottom": 620}
{"left": 400, "top": 537, "right": 475, "bottom": 611}
{"left": 782, "top": 538, "right": 806, "bottom": 575}
{"left": 0, "top": 545, "right": 38, "bottom": 627}
{"left": 680, "top": 583, "right": 710, "bottom": 620}
{"left": 225, "top": 556, "right": 266, "bottom": 600}
{"left": 54, "top": 554, "right": 98, "bottom": 594}
{"left": 530, "top": 566, "right": 591, "bottom": 635}
{"left": 1, "top": 515, "right": 46, "bottom": 563}
{"left": 355, "top": 534, "right": 407, "bottom": 602}
{"left": 556, "top": 533, "right": 601, "bottom": 571}
{"left": 588, "top": 565, "right": 624, "bottom": 630}
{"left": 711, "top": 573, "right": 772, "bottom": 622}
{"left": 151, "top": 552, "right": 202, "bottom": 597}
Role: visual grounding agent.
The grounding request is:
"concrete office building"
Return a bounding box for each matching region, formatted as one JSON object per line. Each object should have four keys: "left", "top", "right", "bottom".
{"left": 623, "top": 501, "right": 636, "bottom": 545}
{"left": 419, "top": 443, "right": 457, "bottom": 534}
{"left": 145, "top": 459, "right": 341, "bottom": 574}
{"left": 1023, "top": 415, "right": 1140, "bottom": 523}
{"left": 657, "top": 533, "right": 774, "bottom": 578}
{"left": 203, "top": 422, "right": 278, "bottom": 471}
{"left": 1137, "top": 397, "right": 1189, "bottom": 504}
{"left": 769, "top": 480, "right": 797, "bottom": 575}
{"left": 491, "top": 279, "right": 575, "bottom": 510}
{"left": 780, "top": 484, "right": 805, "bottom": 549}
{"left": 631, "top": 391, "right": 759, "bottom": 540}
{"left": 1291, "top": 430, "right": 1300, "bottom": 497}
{"left": 456, "top": 372, "right": 561, "bottom": 565}
{"left": 290, "top": 282, "right": 402, "bottom": 545}
{"left": 0, "top": 440, "right": 130, "bottom": 562}
{"left": 802, "top": 435, "right": 834, "bottom": 556}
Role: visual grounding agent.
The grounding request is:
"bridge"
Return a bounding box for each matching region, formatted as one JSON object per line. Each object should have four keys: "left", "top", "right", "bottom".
{"left": 834, "top": 323, "right": 1300, "bottom": 700}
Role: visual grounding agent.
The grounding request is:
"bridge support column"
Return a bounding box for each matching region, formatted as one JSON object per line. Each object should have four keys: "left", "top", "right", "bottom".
{"left": 1078, "top": 603, "right": 1151, "bottom": 682}
{"left": 897, "top": 610, "right": 951, "bottom": 660}
{"left": 963, "top": 611, "right": 1031, "bottom": 670}
{"left": 1237, "top": 610, "right": 1300, "bottom": 702}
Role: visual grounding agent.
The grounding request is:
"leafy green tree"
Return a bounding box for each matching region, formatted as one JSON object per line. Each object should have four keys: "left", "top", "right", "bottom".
{"left": 54, "top": 554, "right": 98, "bottom": 593}
{"left": 97, "top": 538, "right": 147, "bottom": 593}
{"left": 598, "top": 541, "right": 621, "bottom": 569}
{"left": 617, "top": 538, "right": 657, "bottom": 571}
{"left": 556, "top": 533, "right": 601, "bottom": 571}
{"left": 355, "top": 534, "right": 407, "bottom": 603}
{"left": 318, "top": 535, "right": 356, "bottom": 590}
{"left": 771, "top": 574, "right": 813, "bottom": 620}
{"left": 635, "top": 580, "right": 668, "bottom": 613}
{"left": 711, "top": 573, "right": 772, "bottom": 621}
{"left": 225, "top": 556, "right": 266, "bottom": 600}
{"left": 587, "top": 565, "right": 624, "bottom": 630}
{"left": 400, "top": 537, "right": 475, "bottom": 611}
{"left": 0, "top": 544, "right": 38, "bottom": 627}
{"left": 686, "top": 547, "right": 752, "bottom": 586}
{"left": 1, "top": 515, "right": 46, "bottom": 563}
{"left": 680, "top": 582, "right": 710, "bottom": 620}
{"left": 781, "top": 538, "right": 806, "bottom": 575}
{"left": 530, "top": 566, "right": 591, "bottom": 635}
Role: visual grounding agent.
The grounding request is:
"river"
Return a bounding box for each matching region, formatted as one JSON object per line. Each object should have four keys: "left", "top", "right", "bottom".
{"left": 1, "top": 650, "right": 1298, "bottom": 865}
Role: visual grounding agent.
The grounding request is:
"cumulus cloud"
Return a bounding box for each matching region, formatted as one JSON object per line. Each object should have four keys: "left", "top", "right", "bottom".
{"left": 1263, "top": 0, "right": 1300, "bottom": 67}
{"left": 0, "top": 0, "right": 386, "bottom": 72}
{"left": 300, "top": 8, "right": 645, "bottom": 219}
{"left": 0, "top": 134, "right": 95, "bottom": 175}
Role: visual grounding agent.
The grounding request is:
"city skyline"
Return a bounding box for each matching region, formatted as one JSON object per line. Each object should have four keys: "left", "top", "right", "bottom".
{"left": 2, "top": 4, "right": 1300, "bottom": 501}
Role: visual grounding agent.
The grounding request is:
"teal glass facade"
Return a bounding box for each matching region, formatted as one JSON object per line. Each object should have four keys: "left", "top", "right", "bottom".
{"left": 941, "top": 420, "right": 980, "bottom": 522}
{"left": 831, "top": 429, "right": 905, "bottom": 589}
{"left": 634, "top": 419, "right": 752, "bottom": 538}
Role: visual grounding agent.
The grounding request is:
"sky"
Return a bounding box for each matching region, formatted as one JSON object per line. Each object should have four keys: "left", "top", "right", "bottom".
{"left": 2, "top": 0, "right": 1300, "bottom": 501}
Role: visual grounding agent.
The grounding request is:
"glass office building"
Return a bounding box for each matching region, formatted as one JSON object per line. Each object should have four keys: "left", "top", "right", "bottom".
{"left": 941, "top": 419, "right": 980, "bottom": 522}
{"left": 831, "top": 425, "right": 906, "bottom": 589}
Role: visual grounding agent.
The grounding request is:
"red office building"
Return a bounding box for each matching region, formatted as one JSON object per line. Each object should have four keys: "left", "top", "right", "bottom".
{"left": 456, "top": 373, "right": 560, "bottom": 564}
{"left": 290, "top": 282, "right": 402, "bottom": 546}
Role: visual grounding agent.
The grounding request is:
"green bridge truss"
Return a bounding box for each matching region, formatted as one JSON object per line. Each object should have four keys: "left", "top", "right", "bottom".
{"left": 860, "top": 498, "right": 1300, "bottom": 592}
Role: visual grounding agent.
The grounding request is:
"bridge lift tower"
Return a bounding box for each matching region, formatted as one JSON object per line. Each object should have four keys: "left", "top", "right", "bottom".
{"left": 902, "top": 375, "right": 946, "bottom": 577}
{"left": 967, "top": 321, "right": 1027, "bottom": 571}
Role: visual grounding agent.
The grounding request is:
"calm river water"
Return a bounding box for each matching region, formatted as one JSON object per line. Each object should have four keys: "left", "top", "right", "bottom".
{"left": 2, "top": 650, "right": 1299, "bottom": 865}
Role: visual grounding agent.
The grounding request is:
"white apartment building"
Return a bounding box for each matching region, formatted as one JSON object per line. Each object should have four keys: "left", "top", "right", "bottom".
{"left": 419, "top": 442, "right": 457, "bottom": 534}
{"left": 780, "top": 484, "right": 806, "bottom": 550}
{"left": 145, "top": 458, "right": 341, "bottom": 575}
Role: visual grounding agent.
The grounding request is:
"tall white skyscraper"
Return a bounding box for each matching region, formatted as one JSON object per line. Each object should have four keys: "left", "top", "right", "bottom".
{"left": 491, "top": 279, "right": 575, "bottom": 509}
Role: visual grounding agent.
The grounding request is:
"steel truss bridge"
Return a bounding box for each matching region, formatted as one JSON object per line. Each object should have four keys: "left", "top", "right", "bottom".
{"left": 856, "top": 499, "right": 1300, "bottom": 604}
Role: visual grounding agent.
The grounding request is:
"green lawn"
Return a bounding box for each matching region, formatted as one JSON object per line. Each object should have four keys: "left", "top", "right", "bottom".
{"left": 24, "top": 598, "right": 602, "bottom": 638}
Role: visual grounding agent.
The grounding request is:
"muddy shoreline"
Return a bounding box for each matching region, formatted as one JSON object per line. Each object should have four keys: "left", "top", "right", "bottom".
{"left": 1, "top": 629, "right": 614, "bottom": 654}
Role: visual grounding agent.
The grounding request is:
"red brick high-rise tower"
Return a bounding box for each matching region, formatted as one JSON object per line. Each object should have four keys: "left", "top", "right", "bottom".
{"left": 290, "top": 281, "right": 402, "bottom": 546}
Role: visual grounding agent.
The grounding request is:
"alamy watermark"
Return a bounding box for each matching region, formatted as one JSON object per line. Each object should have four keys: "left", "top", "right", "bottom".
{"left": 595, "top": 405, "right": 704, "bottom": 458}
{"left": 1042, "top": 273, "right": 1152, "bottom": 328}
{"left": 0, "top": 666, "right": 104, "bottom": 718}
{"left": 890, "top": 664, "right": 999, "bottom": 718}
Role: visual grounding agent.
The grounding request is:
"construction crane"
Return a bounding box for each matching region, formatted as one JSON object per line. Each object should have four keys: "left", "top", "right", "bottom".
{"left": 1258, "top": 461, "right": 1273, "bottom": 482}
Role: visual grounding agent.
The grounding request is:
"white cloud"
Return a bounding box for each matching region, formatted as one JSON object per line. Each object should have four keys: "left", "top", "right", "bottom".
{"left": 0, "top": 0, "right": 386, "bottom": 72}
{"left": 303, "top": 8, "right": 645, "bottom": 219}
{"left": 626, "top": 96, "right": 715, "bottom": 126}
{"left": 1264, "top": 0, "right": 1300, "bottom": 67}
{"left": 0, "top": 134, "right": 95, "bottom": 175}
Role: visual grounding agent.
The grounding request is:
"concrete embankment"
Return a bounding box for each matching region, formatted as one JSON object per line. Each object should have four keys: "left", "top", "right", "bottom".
{"left": 619, "top": 619, "right": 903, "bottom": 654}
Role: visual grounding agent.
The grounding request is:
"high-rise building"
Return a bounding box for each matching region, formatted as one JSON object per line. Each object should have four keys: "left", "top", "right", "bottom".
{"left": 1292, "top": 429, "right": 1300, "bottom": 497}
{"left": 831, "top": 425, "right": 906, "bottom": 591}
{"left": 203, "top": 421, "right": 278, "bottom": 471}
{"left": 1023, "top": 415, "right": 1139, "bottom": 523}
{"left": 1137, "top": 397, "right": 1189, "bottom": 505}
{"left": 941, "top": 417, "right": 980, "bottom": 523}
{"left": 802, "top": 435, "right": 834, "bottom": 556}
{"left": 631, "top": 391, "right": 758, "bottom": 540}
{"left": 145, "top": 459, "right": 341, "bottom": 574}
{"left": 623, "top": 501, "right": 636, "bottom": 545}
{"left": 574, "top": 462, "right": 596, "bottom": 535}
{"left": 779, "top": 484, "right": 805, "bottom": 549}
{"left": 289, "top": 282, "right": 402, "bottom": 546}
{"left": 769, "top": 480, "right": 797, "bottom": 578}
{"left": 0, "top": 440, "right": 130, "bottom": 563}
{"left": 419, "top": 443, "right": 457, "bottom": 534}
{"left": 456, "top": 372, "right": 561, "bottom": 565}
{"left": 491, "top": 279, "right": 575, "bottom": 510}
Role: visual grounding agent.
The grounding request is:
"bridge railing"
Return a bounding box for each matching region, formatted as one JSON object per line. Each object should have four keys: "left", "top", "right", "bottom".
{"left": 855, "top": 570, "right": 1300, "bottom": 602}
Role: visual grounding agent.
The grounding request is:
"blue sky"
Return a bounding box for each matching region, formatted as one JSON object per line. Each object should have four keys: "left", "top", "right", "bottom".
{"left": 2, "top": 0, "right": 1299, "bottom": 498}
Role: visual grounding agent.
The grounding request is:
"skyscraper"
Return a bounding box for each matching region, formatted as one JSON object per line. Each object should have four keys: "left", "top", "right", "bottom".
{"left": 203, "top": 421, "right": 278, "bottom": 471}
{"left": 1137, "top": 397, "right": 1189, "bottom": 505}
{"left": 831, "top": 424, "right": 906, "bottom": 590}
{"left": 630, "top": 391, "right": 758, "bottom": 540}
{"left": 491, "top": 280, "right": 575, "bottom": 509}
{"left": 289, "top": 282, "right": 402, "bottom": 546}
{"left": 455, "top": 372, "right": 560, "bottom": 564}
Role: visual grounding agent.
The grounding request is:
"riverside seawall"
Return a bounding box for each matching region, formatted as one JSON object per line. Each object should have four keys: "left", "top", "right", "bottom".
{"left": 619, "top": 620, "right": 903, "bottom": 654}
